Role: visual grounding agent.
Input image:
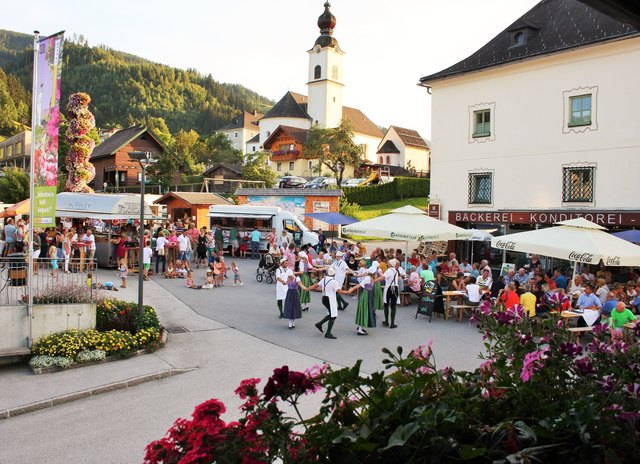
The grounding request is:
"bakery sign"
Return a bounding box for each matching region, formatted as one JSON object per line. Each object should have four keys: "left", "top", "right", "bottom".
{"left": 449, "top": 210, "right": 640, "bottom": 227}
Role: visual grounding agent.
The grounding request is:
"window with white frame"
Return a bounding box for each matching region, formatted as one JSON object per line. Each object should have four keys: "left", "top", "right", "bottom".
{"left": 562, "top": 165, "right": 595, "bottom": 203}
{"left": 288, "top": 161, "right": 295, "bottom": 171}
{"left": 473, "top": 110, "right": 491, "bottom": 137}
{"left": 468, "top": 102, "right": 495, "bottom": 142}
{"left": 468, "top": 172, "right": 493, "bottom": 205}
{"left": 276, "top": 162, "right": 282, "bottom": 172}
{"left": 563, "top": 86, "right": 598, "bottom": 133}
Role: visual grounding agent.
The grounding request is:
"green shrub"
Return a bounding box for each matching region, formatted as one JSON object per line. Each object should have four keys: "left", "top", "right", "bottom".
{"left": 97, "top": 299, "right": 159, "bottom": 333}
{"left": 342, "top": 177, "right": 430, "bottom": 206}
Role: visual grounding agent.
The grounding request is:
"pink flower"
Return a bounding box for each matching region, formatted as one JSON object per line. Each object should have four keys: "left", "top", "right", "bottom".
{"left": 520, "top": 349, "right": 546, "bottom": 382}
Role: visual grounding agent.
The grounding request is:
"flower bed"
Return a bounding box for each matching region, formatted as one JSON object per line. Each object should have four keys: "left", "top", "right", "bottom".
{"left": 145, "top": 303, "right": 640, "bottom": 463}
{"left": 29, "top": 299, "right": 162, "bottom": 373}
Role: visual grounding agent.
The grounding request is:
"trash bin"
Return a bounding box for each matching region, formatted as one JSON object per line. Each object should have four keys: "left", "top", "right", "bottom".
{"left": 8, "top": 252, "right": 27, "bottom": 286}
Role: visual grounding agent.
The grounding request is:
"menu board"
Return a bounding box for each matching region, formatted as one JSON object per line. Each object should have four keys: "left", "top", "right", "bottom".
{"left": 416, "top": 280, "right": 438, "bottom": 322}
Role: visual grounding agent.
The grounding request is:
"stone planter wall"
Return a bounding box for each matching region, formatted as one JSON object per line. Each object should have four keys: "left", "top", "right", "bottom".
{"left": 0, "top": 303, "right": 97, "bottom": 354}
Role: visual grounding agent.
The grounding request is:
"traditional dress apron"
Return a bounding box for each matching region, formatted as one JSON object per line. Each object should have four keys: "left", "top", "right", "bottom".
{"left": 284, "top": 277, "right": 302, "bottom": 320}
{"left": 299, "top": 259, "right": 312, "bottom": 305}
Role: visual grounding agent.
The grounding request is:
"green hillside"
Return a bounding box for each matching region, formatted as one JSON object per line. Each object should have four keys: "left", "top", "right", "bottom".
{"left": 0, "top": 29, "right": 274, "bottom": 136}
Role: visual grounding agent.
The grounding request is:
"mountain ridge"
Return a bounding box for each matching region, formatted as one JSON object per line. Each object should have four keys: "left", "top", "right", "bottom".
{"left": 0, "top": 29, "right": 274, "bottom": 136}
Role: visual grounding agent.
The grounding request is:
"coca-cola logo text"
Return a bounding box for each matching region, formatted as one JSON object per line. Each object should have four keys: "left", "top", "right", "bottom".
{"left": 605, "top": 256, "right": 621, "bottom": 266}
{"left": 495, "top": 240, "right": 516, "bottom": 250}
{"left": 568, "top": 251, "right": 594, "bottom": 263}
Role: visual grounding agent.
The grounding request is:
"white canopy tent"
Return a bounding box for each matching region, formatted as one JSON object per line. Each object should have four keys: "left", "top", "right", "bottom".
{"left": 56, "top": 192, "right": 153, "bottom": 219}
{"left": 342, "top": 206, "right": 472, "bottom": 242}
{"left": 490, "top": 218, "right": 640, "bottom": 267}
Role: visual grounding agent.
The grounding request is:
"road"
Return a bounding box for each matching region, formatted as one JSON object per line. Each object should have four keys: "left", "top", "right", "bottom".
{"left": 0, "top": 256, "right": 484, "bottom": 463}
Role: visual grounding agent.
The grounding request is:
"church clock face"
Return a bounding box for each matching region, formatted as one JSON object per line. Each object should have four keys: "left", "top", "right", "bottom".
{"left": 315, "top": 46, "right": 321, "bottom": 53}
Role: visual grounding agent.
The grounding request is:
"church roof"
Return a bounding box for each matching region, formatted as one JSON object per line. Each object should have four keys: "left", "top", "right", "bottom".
{"left": 219, "top": 111, "right": 263, "bottom": 131}
{"left": 419, "top": 0, "right": 640, "bottom": 84}
{"left": 315, "top": 1, "right": 340, "bottom": 49}
{"left": 262, "top": 91, "right": 312, "bottom": 120}
{"left": 342, "top": 106, "right": 384, "bottom": 138}
{"left": 377, "top": 140, "right": 400, "bottom": 154}
{"left": 390, "top": 126, "right": 430, "bottom": 149}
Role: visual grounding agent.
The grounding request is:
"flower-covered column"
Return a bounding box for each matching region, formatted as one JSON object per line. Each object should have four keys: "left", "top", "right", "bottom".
{"left": 65, "top": 92, "right": 96, "bottom": 192}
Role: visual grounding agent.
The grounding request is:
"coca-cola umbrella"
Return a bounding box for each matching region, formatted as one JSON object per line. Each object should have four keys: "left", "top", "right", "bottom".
{"left": 490, "top": 218, "right": 640, "bottom": 267}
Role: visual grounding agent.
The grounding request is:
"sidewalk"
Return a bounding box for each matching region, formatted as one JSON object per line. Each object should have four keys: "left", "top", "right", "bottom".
{"left": 0, "top": 277, "right": 227, "bottom": 419}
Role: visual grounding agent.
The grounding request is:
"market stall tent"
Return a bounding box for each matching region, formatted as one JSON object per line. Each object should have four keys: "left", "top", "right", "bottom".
{"left": 0, "top": 198, "right": 31, "bottom": 218}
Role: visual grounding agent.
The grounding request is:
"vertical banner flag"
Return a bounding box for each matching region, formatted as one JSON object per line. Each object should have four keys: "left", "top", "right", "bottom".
{"left": 32, "top": 32, "right": 64, "bottom": 227}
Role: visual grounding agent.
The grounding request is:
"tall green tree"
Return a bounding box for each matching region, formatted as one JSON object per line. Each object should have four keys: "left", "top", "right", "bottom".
{"left": 0, "top": 166, "right": 29, "bottom": 203}
{"left": 193, "top": 132, "right": 242, "bottom": 167}
{"left": 241, "top": 152, "right": 276, "bottom": 188}
{"left": 171, "top": 129, "right": 203, "bottom": 174}
{"left": 303, "top": 120, "right": 363, "bottom": 187}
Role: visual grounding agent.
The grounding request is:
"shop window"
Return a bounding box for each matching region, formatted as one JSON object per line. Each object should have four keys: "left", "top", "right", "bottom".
{"left": 468, "top": 172, "right": 493, "bottom": 205}
{"left": 562, "top": 165, "right": 595, "bottom": 203}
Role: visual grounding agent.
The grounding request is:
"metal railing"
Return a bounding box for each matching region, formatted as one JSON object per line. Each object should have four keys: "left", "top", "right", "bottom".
{"left": 0, "top": 256, "right": 100, "bottom": 306}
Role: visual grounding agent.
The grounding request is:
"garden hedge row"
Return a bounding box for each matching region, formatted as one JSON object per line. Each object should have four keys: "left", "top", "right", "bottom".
{"left": 342, "top": 177, "right": 430, "bottom": 205}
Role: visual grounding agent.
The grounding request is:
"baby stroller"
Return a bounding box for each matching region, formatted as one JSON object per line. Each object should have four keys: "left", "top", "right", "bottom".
{"left": 256, "top": 253, "right": 278, "bottom": 284}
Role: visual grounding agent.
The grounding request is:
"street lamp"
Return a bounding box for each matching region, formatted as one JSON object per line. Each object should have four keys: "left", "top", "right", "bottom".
{"left": 128, "top": 151, "right": 158, "bottom": 317}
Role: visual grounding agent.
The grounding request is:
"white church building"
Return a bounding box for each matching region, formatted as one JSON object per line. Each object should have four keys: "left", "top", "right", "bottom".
{"left": 223, "top": 2, "right": 429, "bottom": 178}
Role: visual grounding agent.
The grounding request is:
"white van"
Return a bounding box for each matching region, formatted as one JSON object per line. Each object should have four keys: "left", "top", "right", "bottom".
{"left": 209, "top": 205, "right": 318, "bottom": 252}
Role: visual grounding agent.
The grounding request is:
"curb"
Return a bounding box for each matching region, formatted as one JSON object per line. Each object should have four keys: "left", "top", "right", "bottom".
{"left": 0, "top": 366, "right": 197, "bottom": 421}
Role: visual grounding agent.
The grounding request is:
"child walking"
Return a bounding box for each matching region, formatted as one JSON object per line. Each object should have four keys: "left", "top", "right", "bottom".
{"left": 119, "top": 257, "right": 128, "bottom": 288}
{"left": 231, "top": 261, "right": 243, "bottom": 286}
{"left": 49, "top": 245, "right": 59, "bottom": 278}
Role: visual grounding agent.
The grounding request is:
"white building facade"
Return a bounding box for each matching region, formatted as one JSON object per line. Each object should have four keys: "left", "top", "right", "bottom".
{"left": 420, "top": 0, "right": 640, "bottom": 253}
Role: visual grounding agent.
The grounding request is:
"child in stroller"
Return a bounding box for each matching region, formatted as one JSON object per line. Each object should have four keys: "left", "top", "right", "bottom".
{"left": 256, "top": 253, "right": 278, "bottom": 284}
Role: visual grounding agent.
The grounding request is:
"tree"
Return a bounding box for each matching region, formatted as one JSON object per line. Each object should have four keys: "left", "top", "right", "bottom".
{"left": 193, "top": 132, "right": 243, "bottom": 167}
{"left": 0, "top": 166, "right": 29, "bottom": 203}
{"left": 303, "top": 120, "right": 363, "bottom": 187}
{"left": 147, "top": 152, "right": 179, "bottom": 192}
{"left": 241, "top": 151, "right": 276, "bottom": 188}
{"left": 171, "top": 129, "right": 203, "bottom": 174}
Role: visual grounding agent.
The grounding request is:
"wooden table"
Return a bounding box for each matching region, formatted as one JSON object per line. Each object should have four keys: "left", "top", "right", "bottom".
{"left": 442, "top": 290, "right": 466, "bottom": 320}
{"left": 165, "top": 243, "right": 179, "bottom": 265}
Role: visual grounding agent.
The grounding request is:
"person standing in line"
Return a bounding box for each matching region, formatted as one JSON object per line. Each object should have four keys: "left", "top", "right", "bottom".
{"left": 381, "top": 258, "right": 402, "bottom": 328}
{"left": 347, "top": 268, "right": 376, "bottom": 335}
{"left": 155, "top": 230, "right": 168, "bottom": 274}
{"left": 275, "top": 258, "right": 292, "bottom": 318}
{"left": 196, "top": 228, "right": 208, "bottom": 269}
{"left": 303, "top": 268, "right": 349, "bottom": 339}
{"left": 250, "top": 226, "right": 261, "bottom": 259}
{"left": 142, "top": 240, "right": 153, "bottom": 281}
{"left": 82, "top": 228, "right": 96, "bottom": 272}
{"left": 229, "top": 226, "right": 239, "bottom": 258}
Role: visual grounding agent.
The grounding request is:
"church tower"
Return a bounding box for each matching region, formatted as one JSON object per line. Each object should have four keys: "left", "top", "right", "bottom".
{"left": 307, "top": 1, "right": 345, "bottom": 129}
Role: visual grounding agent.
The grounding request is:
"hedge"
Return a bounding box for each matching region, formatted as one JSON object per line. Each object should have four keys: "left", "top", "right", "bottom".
{"left": 342, "top": 177, "right": 430, "bottom": 205}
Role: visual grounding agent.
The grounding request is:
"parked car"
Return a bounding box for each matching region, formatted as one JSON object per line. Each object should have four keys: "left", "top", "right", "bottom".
{"left": 304, "top": 176, "right": 337, "bottom": 189}
{"left": 341, "top": 178, "right": 365, "bottom": 187}
{"left": 276, "top": 176, "right": 307, "bottom": 188}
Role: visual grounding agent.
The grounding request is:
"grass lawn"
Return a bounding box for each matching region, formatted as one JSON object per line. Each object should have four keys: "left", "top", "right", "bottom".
{"left": 353, "top": 197, "right": 429, "bottom": 221}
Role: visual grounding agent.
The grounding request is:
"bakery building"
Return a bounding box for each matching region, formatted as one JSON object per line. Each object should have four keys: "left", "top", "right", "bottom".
{"left": 419, "top": 0, "right": 640, "bottom": 265}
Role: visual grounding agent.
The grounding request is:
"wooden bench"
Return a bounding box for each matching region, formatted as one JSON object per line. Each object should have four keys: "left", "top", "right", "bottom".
{"left": 567, "top": 326, "right": 593, "bottom": 342}
{"left": 450, "top": 304, "right": 474, "bottom": 322}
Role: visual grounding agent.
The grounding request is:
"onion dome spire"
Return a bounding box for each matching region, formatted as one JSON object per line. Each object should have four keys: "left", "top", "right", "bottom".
{"left": 315, "top": 1, "right": 339, "bottom": 48}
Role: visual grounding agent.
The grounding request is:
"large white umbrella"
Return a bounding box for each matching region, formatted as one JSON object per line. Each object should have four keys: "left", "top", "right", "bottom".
{"left": 491, "top": 217, "right": 640, "bottom": 267}
{"left": 342, "top": 206, "right": 472, "bottom": 242}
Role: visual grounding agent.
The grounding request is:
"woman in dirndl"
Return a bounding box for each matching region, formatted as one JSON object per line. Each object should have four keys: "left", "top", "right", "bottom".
{"left": 283, "top": 273, "right": 304, "bottom": 329}
{"left": 297, "top": 250, "right": 314, "bottom": 311}
{"left": 348, "top": 266, "right": 376, "bottom": 335}
{"left": 371, "top": 261, "right": 384, "bottom": 311}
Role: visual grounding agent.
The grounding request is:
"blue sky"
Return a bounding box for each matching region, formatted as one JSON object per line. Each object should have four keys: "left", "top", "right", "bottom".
{"left": 2, "top": 0, "right": 539, "bottom": 138}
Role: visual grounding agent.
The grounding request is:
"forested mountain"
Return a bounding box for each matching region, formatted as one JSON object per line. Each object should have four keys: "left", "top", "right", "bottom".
{"left": 0, "top": 29, "right": 274, "bottom": 136}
